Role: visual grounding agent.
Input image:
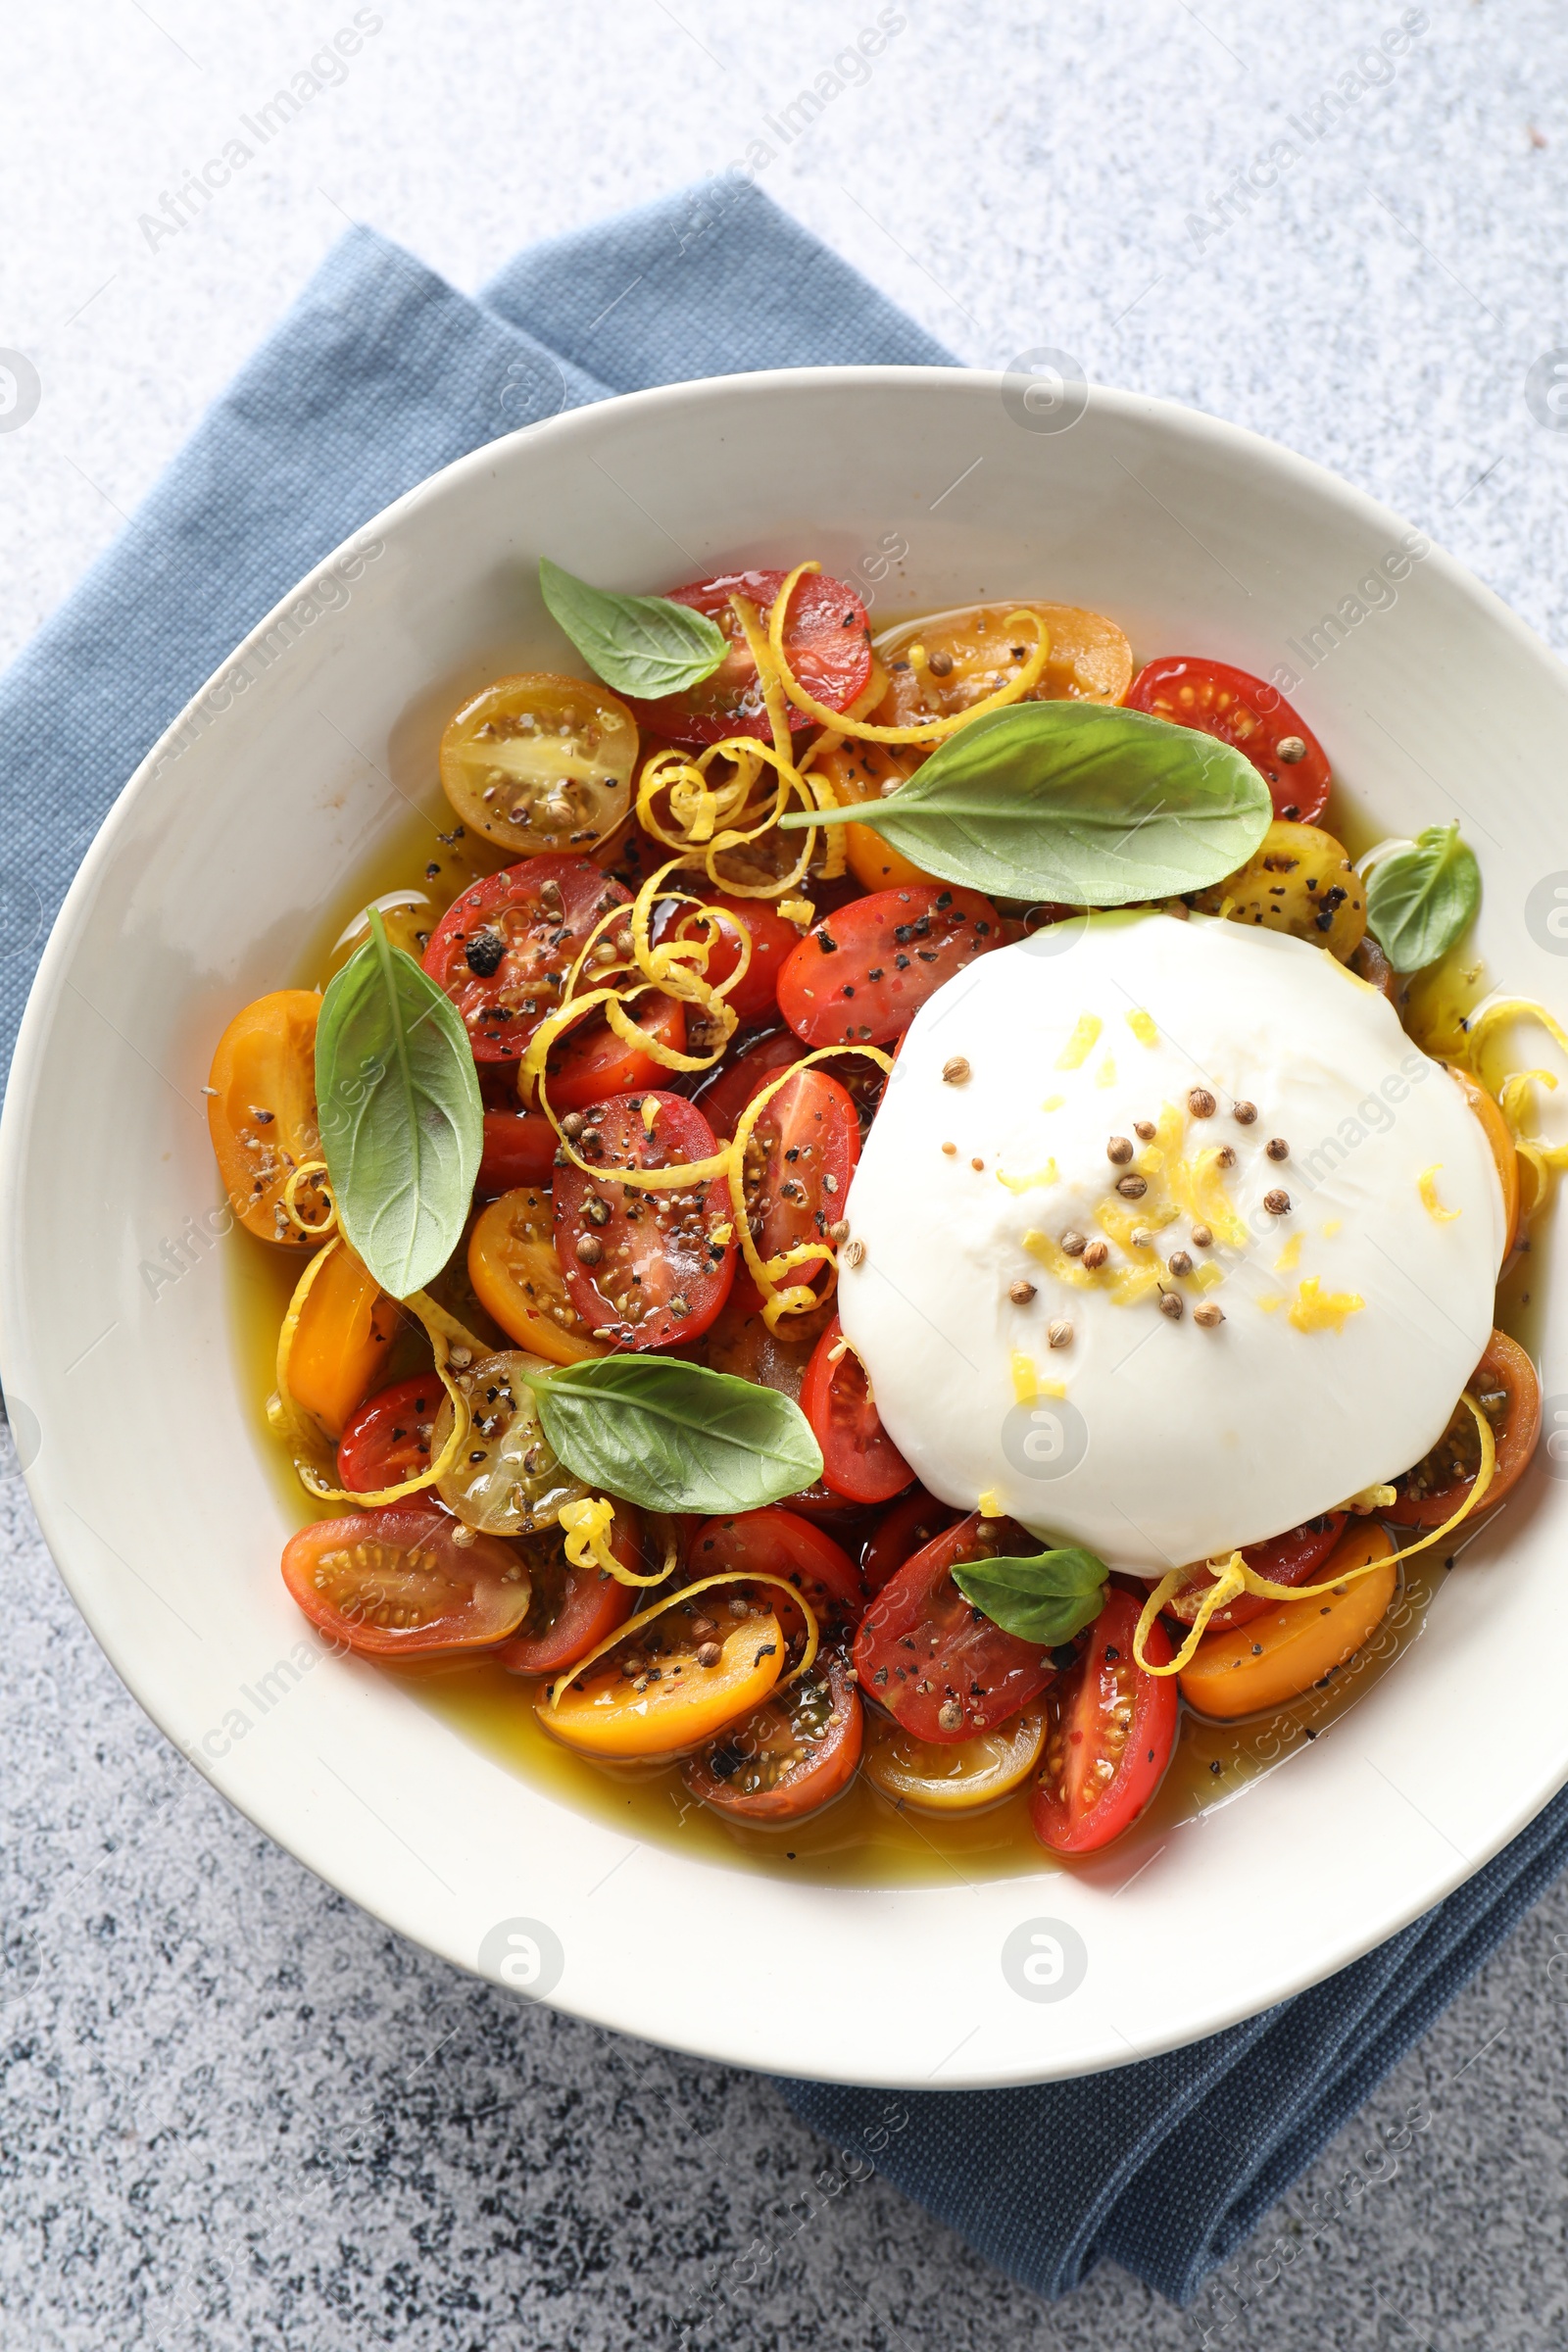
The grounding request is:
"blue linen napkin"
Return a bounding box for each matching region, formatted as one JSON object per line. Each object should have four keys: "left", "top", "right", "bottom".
{"left": 0, "top": 177, "right": 1561, "bottom": 2307}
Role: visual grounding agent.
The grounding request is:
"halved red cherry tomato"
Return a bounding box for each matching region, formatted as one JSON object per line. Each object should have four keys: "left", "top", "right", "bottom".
{"left": 1161, "top": 1511, "right": 1348, "bottom": 1637}
{"left": 477, "top": 1107, "right": 558, "bottom": 1195}
{"left": 684, "top": 1652, "right": 862, "bottom": 1823}
{"left": 280, "top": 1508, "right": 530, "bottom": 1656}
{"left": 687, "top": 1506, "right": 865, "bottom": 1637}
{"left": 1031, "top": 1589, "right": 1177, "bottom": 1855}
{"left": 861, "top": 1487, "right": 963, "bottom": 1595}
{"left": 675, "top": 893, "right": 802, "bottom": 1024}
{"left": 547, "top": 991, "right": 686, "bottom": 1114}
{"left": 854, "top": 1510, "right": 1058, "bottom": 1742}
{"left": 742, "top": 1066, "right": 860, "bottom": 1292}
{"left": 422, "top": 856, "right": 630, "bottom": 1062}
{"left": 495, "top": 1509, "right": 643, "bottom": 1676}
{"left": 777, "top": 884, "right": 1001, "bottom": 1049}
{"left": 693, "top": 1025, "right": 806, "bottom": 1141}
{"left": 1123, "top": 657, "right": 1331, "bottom": 825}
{"left": 335, "top": 1374, "right": 443, "bottom": 1494}
{"left": 552, "top": 1090, "right": 734, "bottom": 1348}
{"left": 623, "top": 568, "right": 871, "bottom": 749}
{"left": 801, "top": 1315, "right": 912, "bottom": 1505}
{"left": 1386, "top": 1329, "right": 1541, "bottom": 1527}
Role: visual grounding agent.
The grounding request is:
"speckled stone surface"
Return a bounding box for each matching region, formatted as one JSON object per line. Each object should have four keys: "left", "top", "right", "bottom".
{"left": 6, "top": 2, "right": 1568, "bottom": 2343}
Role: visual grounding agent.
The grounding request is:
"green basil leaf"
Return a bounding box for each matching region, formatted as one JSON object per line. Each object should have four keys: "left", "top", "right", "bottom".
{"left": 952, "top": 1544, "right": 1107, "bottom": 1647}
{"left": 315, "top": 909, "right": 482, "bottom": 1298}
{"left": 523, "top": 1353, "right": 822, "bottom": 1513}
{"left": 1364, "top": 822, "right": 1481, "bottom": 974}
{"left": 538, "top": 556, "right": 727, "bottom": 699}
{"left": 779, "top": 701, "right": 1272, "bottom": 903}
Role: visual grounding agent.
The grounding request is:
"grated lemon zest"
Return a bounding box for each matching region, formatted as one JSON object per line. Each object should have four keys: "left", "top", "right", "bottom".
{"left": 1056, "top": 1013, "right": 1102, "bottom": 1070}
{"left": 1126, "top": 1008, "right": 1158, "bottom": 1047}
{"left": 1339, "top": 1483, "right": 1398, "bottom": 1514}
{"left": 1255, "top": 1292, "right": 1285, "bottom": 1313}
{"left": 1041, "top": 1094, "right": 1065, "bottom": 1112}
{"left": 1322, "top": 1217, "right": 1343, "bottom": 1238}
{"left": 1288, "top": 1275, "right": 1364, "bottom": 1333}
{"left": 1418, "top": 1164, "right": 1460, "bottom": 1223}
{"left": 1274, "top": 1231, "right": 1303, "bottom": 1273}
{"left": 997, "top": 1160, "right": 1058, "bottom": 1195}
{"left": 978, "top": 1488, "right": 1006, "bottom": 1520}
{"left": 1009, "top": 1351, "right": 1040, "bottom": 1403}
{"left": 1096, "top": 1054, "right": 1118, "bottom": 1089}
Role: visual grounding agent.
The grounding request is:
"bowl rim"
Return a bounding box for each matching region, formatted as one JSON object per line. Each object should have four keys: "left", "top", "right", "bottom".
{"left": 5, "top": 361, "right": 1565, "bottom": 2087}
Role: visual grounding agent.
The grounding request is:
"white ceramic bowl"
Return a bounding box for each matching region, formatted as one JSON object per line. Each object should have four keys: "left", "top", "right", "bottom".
{"left": 5, "top": 368, "right": 1566, "bottom": 2088}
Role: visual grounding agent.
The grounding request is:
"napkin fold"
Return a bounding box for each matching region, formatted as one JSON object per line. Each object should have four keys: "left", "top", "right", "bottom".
{"left": 0, "top": 176, "right": 1559, "bottom": 2307}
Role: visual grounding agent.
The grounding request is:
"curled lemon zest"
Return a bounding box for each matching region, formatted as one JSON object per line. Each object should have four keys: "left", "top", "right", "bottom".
{"left": 281, "top": 1158, "right": 337, "bottom": 1238}
{"left": 1134, "top": 1393, "right": 1495, "bottom": 1675}
{"left": 270, "top": 1240, "right": 476, "bottom": 1506}
{"left": 1418, "top": 1164, "right": 1460, "bottom": 1223}
{"left": 729, "top": 1043, "right": 893, "bottom": 1330}
{"left": 547, "top": 1569, "right": 820, "bottom": 1707}
{"left": 557, "top": 1495, "right": 668, "bottom": 1588}
{"left": 765, "top": 562, "right": 1050, "bottom": 743}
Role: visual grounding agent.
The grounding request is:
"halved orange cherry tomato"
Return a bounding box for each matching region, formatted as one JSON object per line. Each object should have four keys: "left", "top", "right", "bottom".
{"left": 439, "top": 672, "right": 638, "bottom": 856}
{"left": 860, "top": 1486, "right": 963, "bottom": 1595}
{"left": 743, "top": 1065, "right": 860, "bottom": 1292}
{"left": 801, "top": 1316, "right": 911, "bottom": 1505}
{"left": 1178, "top": 1521, "right": 1396, "bottom": 1721}
{"left": 1124, "top": 656, "right": 1332, "bottom": 825}
{"left": 862, "top": 1705, "right": 1045, "bottom": 1813}
{"left": 468, "top": 1187, "right": 610, "bottom": 1365}
{"left": 281, "top": 1507, "right": 530, "bottom": 1657}
{"left": 777, "top": 884, "right": 1001, "bottom": 1049}
{"left": 622, "top": 568, "right": 871, "bottom": 749}
{"left": 810, "top": 742, "right": 941, "bottom": 894}
{"left": 873, "top": 602, "right": 1133, "bottom": 724}
{"left": 495, "top": 1505, "right": 643, "bottom": 1677}
{"left": 1386, "top": 1328, "right": 1540, "bottom": 1527}
{"left": 547, "top": 991, "right": 686, "bottom": 1113}
{"left": 477, "top": 1106, "right": 558, "bottom": 1195}
{"left": 687, "top": 1506, "right": 865, "bottom": 1638}
{"left": 552, "top": 1091, "right": 734, "bottom": 1349}
{"left": 854, "top": 1510, "right": 1058, "bottom": 1742}
{"left": 287, "top": 1248, "right": 399, "bottom": 1439}
{"left": 1162, "top": 1512, "right": 1348, "bottom": 1638}
{"left": 672, "top": 892, "right": 803, "bottom": 1024}
{"left": 684, "top": 1652, "right": 862, "bottom": 1823}
{"left": 693, "top": 1025, "right": 806, "bottom": 1141}
{"left": 336, "top": 1374, "right": 442, "bottom": 1494}
{"left": 541, "top": 1595, "right": 785, "bottom": 1758}
{"left": 207, "top": 990, "right": 323, "bottom": 1247}
{"left": 422, "top": 857, "right": 630, "bottom": 1063}
{"left": 1446, "top": 1063, "right": 1520, "bottom": 1257}
{"left": 1031, "top": 1589, "right": 1177, "bottom": 1854}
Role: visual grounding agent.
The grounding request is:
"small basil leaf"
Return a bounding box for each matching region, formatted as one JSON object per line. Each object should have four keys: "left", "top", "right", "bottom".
{"left": 315, "top": 910, "right": 482, "bottom": 1298}
{"left": 524, "top": 1354, "right": 823, "bottom": 1513}
{"left": 952, "top": 1544, "right": 1108, "bottom": 1647}
{"left": 539, "top": 556, "right": 727, "bottom": 699}
{"left": 1364, "top": 822, "right": 1481, "bottom": 974}
{"left": 779, "top": 701, "right": 1272, "bottom": 904}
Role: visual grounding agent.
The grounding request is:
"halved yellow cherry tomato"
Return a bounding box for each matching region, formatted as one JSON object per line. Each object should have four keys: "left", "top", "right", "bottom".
{"left": 467, "top": 1187, "right": 610, "bottom": 1366}
{"left": 432, "top": 1347, "right": 587, "bottom": 1535}
{"left": 1193, "top": 819, "right": 1367, "bottom": 961}
{"left": 1446, "top": 1063, "right": 1520, "bottom": 1257}
{"left": 440, "top": 672, "right": 639, "bottom": 856}
{"left": 861, "top": 1706, "right": 1046, "bottom": 1812}
{"left": 871, "top": 602, "right": 1133, "bottom": 726}
{"left": 1178, "top": 1521, "right": 1396, "bottom": 1720}
{"left": 207, "top": 990, "right": 322, "bottom": 1247}
{"left": 541, "top": 1601, "right": 786, "bottom": 1758}
{"left": 286, "top": 1247, "right": 400, "bottom": 1438}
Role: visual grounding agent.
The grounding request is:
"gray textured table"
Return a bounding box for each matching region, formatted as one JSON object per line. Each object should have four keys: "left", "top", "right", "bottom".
{"left": 6, "top": 3, "right": 1568, "bottom": 2344}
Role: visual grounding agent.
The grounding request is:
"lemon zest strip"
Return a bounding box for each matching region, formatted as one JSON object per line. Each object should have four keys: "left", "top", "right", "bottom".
{"left": 547, "top": 1569, "right": 819, "bottom": 1707}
